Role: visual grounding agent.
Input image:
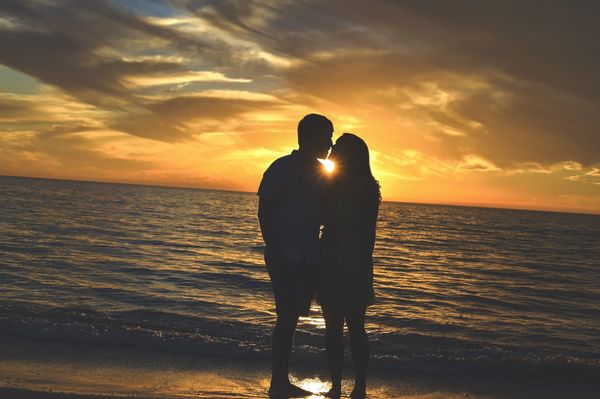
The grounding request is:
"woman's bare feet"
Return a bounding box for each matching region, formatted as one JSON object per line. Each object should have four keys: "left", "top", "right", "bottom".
{"left": 350, "top": 383, "right": 366, "bottom": 399}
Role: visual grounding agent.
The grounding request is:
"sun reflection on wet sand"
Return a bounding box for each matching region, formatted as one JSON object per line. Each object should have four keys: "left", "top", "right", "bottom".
{"left": 292, "top": 376, "right": 330, "bottom": 398}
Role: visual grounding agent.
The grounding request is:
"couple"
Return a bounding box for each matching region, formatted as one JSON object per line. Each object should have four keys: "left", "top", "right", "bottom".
{"left": 258, "top": 114, "right": 380, "bottom": 399}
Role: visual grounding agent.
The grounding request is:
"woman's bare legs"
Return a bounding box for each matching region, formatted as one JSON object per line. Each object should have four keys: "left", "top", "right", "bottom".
{"left": 346, "top": 307, "right": 368, "bottom": 398}
{"left": 322, "top": 306, "right": 344, "bottom": 398}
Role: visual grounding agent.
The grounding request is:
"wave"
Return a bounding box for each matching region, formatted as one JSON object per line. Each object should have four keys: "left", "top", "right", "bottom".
{"left": 1, "top": 303, "right": 598, "bottom": 381}
{"left": 2, "top": 177, "right": 600, "bottom": 384}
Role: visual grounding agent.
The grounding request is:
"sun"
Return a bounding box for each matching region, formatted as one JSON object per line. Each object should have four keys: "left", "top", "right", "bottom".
{"left": 318, "top": 158, "right": 335, "bottom": 173}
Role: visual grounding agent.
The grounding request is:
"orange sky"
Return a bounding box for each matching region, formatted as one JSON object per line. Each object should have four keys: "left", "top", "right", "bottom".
{"left": 1, "top": 1, "right": 599, "bottom": 214}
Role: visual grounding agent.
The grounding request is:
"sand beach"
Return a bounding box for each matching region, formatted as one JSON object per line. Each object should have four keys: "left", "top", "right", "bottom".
{"left": 2, "top": 333, "right": 599, "bottom": 399}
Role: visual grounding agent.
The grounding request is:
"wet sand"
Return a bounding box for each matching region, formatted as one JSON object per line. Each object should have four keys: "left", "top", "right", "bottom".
{"left": 1, "top": 333, "right": 598, "bottom": 399}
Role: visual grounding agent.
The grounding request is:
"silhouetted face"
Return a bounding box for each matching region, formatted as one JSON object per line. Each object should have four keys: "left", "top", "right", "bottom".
{"left": 301, "top": 129, "right": 333, "bottom": 159}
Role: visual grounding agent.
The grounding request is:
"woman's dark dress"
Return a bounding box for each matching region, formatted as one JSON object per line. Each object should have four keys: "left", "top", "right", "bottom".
{"left": 317, "top": 176, "right": 378, "bottom": 311}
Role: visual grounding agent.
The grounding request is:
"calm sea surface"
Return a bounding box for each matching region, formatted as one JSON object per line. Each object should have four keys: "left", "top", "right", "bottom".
{"left": 1, "top": 176, "right": 599, "bottom": 378}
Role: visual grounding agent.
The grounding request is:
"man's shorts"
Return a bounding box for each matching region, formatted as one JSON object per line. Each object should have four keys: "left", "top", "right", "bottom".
{"left": 264, "top": 250, "right": 314, "bottom": 317}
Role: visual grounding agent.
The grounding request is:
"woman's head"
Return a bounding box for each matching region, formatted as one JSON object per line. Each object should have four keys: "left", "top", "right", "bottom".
{"left": 330, "top": 133, "right": 372, "bottom": 177}
{"left": 330, "top": 133, "right": 381, "bottom": 200}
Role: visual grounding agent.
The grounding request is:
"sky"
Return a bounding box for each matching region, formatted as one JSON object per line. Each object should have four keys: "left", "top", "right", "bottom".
{"left": 1, "top": 0, "right": 599, "bottom": 214}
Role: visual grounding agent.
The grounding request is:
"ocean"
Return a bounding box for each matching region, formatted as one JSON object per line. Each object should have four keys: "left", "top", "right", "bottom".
{"left": 1, "top": 175, "right": 599, "bottom": 381}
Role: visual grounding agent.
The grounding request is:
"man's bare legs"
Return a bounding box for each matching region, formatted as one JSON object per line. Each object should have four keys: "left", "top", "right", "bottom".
{"left": 269, "top": 310, "right": 312, "bottom": 398}
{"left": 271, "top": 311, "right": 298, "bottom": 386}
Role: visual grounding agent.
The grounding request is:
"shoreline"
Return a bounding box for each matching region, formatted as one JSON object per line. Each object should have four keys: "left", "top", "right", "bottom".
{"left": 2, "top": 333, "right": 599, "bottom": 399}
{"left": 0, "top": 387, "right": 162, "bottom": 399}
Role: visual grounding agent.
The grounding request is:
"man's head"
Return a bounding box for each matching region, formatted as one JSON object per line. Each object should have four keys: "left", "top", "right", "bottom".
{"left": 297, "top": 114, "right": 333, "bottom": 159}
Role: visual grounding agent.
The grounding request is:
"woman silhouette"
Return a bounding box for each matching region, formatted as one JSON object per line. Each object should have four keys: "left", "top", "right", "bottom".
{"left": 318, "top": 133, "right": 380, "bottom": 399}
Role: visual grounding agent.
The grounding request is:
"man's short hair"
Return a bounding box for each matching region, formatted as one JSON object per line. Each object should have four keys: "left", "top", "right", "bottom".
{"left": 297, "top": 114, "right": 333, "bottom": 146}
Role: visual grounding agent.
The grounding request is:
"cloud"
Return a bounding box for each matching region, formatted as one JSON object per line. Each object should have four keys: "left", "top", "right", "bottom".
{"left": 0, "top": 0, "right": 294, "bottom": 144}
{"left": 189, "top": 0, "right": 600, "bottom": 168}
{"left": 0, "top": 89, "right": 108, "bottom": 127}
{"left": 145, "top": 95, "right": 278, "bottom": 120}
{"left": 1, "top": 0, "right": 599, "bottom": 211}
{"left": 0, "top": 97, "right": 35, "bottom": 121}
{"left": 565, "top": 168, "right": 600, "bottom": 184}
{"left": 0, "top": 129, "right": 157, "bottom": 182}
{"left": 456, "top": 155, "right": 501, "bottom": 173}
{"left": 397, "top": 1, "right": 600, "bottom": 106}
{"left": 0, "top": 0, "right": 275, "bottom": 100}
{"left": 0, "top": 0, "right": 204, "bottom": 103}
{"left": 108, "top": 94, "right": 282, "bottom": 141}
{"left": 124, "top": 71, "right": 251, "bottom": 88}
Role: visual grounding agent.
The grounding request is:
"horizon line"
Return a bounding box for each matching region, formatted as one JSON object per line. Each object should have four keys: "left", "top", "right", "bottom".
{"left": 2, "top": 173, "right": 599, "bottom": 217}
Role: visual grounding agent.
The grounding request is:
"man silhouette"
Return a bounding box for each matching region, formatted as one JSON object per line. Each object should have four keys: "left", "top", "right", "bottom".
{"left": 258, "top": 114, "right": 333, "bottom": 398}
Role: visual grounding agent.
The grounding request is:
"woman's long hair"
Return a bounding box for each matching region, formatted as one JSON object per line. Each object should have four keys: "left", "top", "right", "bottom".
{"left": 332, "top": 133, "right": 381, "bottom": 202}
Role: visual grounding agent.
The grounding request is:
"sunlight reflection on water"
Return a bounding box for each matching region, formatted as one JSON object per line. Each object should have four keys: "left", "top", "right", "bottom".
{"left": 300, "top": 304, "right": 326, "bottom": 330}
{"left": 2, "top": 176, "right": 599, "bottom": 377}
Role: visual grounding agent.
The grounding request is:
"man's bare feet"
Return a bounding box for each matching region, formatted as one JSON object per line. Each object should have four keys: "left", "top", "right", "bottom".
{"left": 268, "top": 382, "right": 313, "bottom": 398}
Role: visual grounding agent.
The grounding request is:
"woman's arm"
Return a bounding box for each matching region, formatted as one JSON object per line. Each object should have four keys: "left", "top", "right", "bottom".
{"left": 364, "top": 192, "right": 379, "bottom": 259}
{"left": 356, "top": 190, "right": 379, "bottom": 304}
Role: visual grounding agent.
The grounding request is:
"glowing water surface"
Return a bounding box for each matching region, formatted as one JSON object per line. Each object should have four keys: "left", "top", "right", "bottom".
{"left": 1, "top": 176, "right": 599, "bottom": 378}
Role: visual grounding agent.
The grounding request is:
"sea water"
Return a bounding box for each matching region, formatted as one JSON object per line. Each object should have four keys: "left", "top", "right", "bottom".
{"left": 1, "top": 176, "right": 599, "bottom": 380}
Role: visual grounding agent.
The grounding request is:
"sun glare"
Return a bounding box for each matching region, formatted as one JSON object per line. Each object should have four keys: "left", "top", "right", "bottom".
{"left": 292, "top": 377, "right": 330, "bottom": 398}
{"left": 318, "top": 158, "right": 335, "bottom": 173}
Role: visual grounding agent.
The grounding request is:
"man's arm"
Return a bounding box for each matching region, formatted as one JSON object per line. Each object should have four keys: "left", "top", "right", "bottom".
{"left": 258, "top": 196, "right": 279, "bottom": 251}
{"left": 257, "top": 157, "right": 287, "bottom": 257}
